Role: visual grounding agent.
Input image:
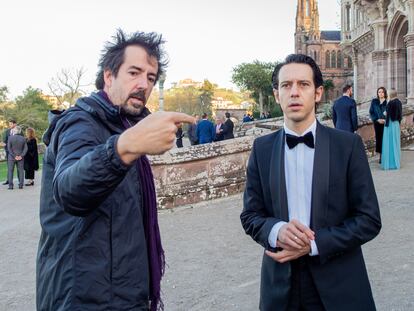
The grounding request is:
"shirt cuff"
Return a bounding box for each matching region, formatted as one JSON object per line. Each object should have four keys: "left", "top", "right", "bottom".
{"left": 268, "top": 221, "right": 287, "bottom": 248}
{"left": 310, "top": 239, "right": 319, "bottom": 256}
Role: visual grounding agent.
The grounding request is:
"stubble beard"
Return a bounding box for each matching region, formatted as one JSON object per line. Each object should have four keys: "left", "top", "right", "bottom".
{"left": 120, "top": 90, "right": 147, "bottom": 117}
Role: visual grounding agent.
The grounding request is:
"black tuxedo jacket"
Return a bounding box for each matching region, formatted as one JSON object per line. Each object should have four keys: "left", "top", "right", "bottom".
{"left": 241, "top": 122, "right": 381, "bottom": 311}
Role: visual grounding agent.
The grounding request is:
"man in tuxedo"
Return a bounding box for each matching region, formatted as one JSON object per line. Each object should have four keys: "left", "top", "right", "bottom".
{"left": 222, "top": 112, "right": 234, "bottom": 140}
{"left": 332, "top": 84, "right": 358, "bottom": 132}
{"left": 241, "top": 54, "right": 381, "bottom": 311}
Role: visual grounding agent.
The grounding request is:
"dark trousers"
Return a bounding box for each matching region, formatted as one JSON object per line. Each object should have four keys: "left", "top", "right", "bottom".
{"left": 373, "top": 122, "right": 384, "bottom": 154}
{"left": 288, "top": 256, "right": 325, "bottom": 311}
{"left": 7, "top": 159, "right": 24, "bottom": 187}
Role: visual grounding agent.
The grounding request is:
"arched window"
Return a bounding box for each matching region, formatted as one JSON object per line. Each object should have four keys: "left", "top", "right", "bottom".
{"left": 306, "top": 0, "right": 311, "bottom": 16}
{"left": 337, "top": 51, "right": 342, "bottom": 68}
{"left": 314, "top": 50, "right": 318, "bottom": 62}
{"left": 325, "top": 51, "right": 331, "bottom": 68}
{"left": 331, "top": 51, "right": 337, "bottom": 68}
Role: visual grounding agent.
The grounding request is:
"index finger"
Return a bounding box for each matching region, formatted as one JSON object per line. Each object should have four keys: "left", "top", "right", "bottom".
{"left": 166, "top": 112, "right": 195, "bottom": 124}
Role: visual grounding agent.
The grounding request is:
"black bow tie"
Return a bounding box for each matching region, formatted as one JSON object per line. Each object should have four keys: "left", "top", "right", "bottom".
{"left": 286, "top": 132, "right": 315, "bottom": 149}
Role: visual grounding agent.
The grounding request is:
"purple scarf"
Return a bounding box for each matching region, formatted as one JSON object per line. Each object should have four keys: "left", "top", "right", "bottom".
{"left": 97, "top": 91, "right": 165, "bottom": 311}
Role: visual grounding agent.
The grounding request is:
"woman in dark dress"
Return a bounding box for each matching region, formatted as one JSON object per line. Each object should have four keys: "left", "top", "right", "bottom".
{"left": 369, "top": 87, "right": 387, "bottom": 163}
{"left": 24, "top": 127, "right": 39, "bottom": 186}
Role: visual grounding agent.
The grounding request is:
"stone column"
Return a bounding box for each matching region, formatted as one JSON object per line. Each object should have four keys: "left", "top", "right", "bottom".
{"left": 352, "top": 51, "right": 358, "bottom": 101}
{"left": 387, "top": 49, "right": 396, "bottom": 90}
{"left": 372, "top": 50, "right": 388, "bottom": 89}
{"left": 405, "top": 33, "right": 414, "bottom": 105}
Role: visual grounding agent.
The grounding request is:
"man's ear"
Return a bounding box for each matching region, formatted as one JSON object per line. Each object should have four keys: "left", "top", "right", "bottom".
{"left": 273, "top": 89, "right": 280, "bottom": 104}
{"left": 103, "top": 70, "right": 113, "bottom": 88}
{"left": 315, "top": 86, "right": 324, "bottom": 103}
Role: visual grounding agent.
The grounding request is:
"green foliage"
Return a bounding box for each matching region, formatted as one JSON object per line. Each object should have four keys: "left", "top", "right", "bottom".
{"left": 0, "top": 87, "right": 52, "bottom": 139}
{"left": 320, "top": 102, "right": 333, "bottom": 120}
{"left": 323, "top": 79, "right": 335, "bottom": 103}
{"left": 232, "top": 60, "right": 278, "bottom": 113}
{"left": 0, "top": 86, "right": 9, "bottom": 103}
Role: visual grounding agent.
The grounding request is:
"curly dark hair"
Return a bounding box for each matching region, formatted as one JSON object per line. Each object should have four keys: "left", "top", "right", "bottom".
{"left": 271, "top": 54, "right": 323, "bottom": 90}
{"left": 95, "top": 29, "right": 168, "bottom": 90}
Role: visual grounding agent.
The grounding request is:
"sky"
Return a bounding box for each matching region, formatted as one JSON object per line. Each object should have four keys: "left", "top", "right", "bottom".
{"left": 0, "top": 0, "right": 341, "bottom": 99}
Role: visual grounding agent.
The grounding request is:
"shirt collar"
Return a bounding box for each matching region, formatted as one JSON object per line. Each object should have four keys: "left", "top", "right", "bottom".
{"left": 284, "top": 119, "right": 317, "bottom": 137}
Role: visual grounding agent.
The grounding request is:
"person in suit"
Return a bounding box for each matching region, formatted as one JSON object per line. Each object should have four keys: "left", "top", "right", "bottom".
{"left": 196, "top": 113, "right": 215, "bottom": 144}
{"left": 187, "top": 114, "right": 199, "bottom": 145}
{"left": 332, "top": 84, "right": 358, "bottom": 132}
{"left": 214, "top": 117, "right": 224, "bottom": 142}
{"left": 222, "top": 112, "right": 234, "bottom": 140}
{"left": 241, "top": 54, "right": 381, "bottom": 311}
{"left": 369, "top": 87, "right": 387, "bottom": 163}
{"left": 2, "top": 119, "right": 17, "bottom": 185}
{"left": 7, "top": 126, "right": 28, "bottom": 189}
{"left": 381, "top": 89, "right": 402, "bottom": 170}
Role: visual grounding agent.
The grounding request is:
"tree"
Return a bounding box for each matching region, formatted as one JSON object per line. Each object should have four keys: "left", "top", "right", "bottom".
{"left": 232, "top": 60, "right": 276, "bottom": 115}
{"left": 4, "top": 87, "right": 52, "bottom": 139}
{"left": 0, "top": 86, "right": 9, "bottom": 103}
{"left": 323, "top": 79, "right": 335, "bottom": 103}
{"left": 48, "top": 67, "right": 90, "bottom": 107}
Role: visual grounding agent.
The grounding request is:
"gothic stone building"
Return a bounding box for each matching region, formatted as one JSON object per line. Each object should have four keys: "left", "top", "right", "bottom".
{"left": 341, "top": 0, "right": 414, "bottom": 106}
{"left": 295, "top": 0, "right": 353, "bottom": 101}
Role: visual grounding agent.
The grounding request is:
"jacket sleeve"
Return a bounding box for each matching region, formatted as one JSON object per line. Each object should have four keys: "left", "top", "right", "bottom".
{"left": 52, "top": 115, "right": 132, "bottom": 217}
{"left": 315, "top": 135, "right": 381, "bottom": 264}
{"left": 241, "top": 140, "right": 280, "bottom": 249}
{"left": 351, "top": 100, "right": 358, "bottom": 131}
{"left": 21, "top": 141, "right": 28, "bottom": 157}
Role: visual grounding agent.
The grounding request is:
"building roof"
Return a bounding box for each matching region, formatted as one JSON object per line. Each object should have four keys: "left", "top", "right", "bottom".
{"left": 321, "top": 31, "right": 341, "bottom": 41}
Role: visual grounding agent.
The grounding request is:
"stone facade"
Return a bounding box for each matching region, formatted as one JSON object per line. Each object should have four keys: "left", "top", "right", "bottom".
{"left": 341, "top": 0, "right": 414, "bottom": 105}
{"left": 295, "top": 0, "right": 354, "bottom": 100}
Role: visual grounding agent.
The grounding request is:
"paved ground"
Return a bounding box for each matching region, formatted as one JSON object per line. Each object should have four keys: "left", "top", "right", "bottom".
{"left": 0, "top": 148, "right": 413, "bottom": 311}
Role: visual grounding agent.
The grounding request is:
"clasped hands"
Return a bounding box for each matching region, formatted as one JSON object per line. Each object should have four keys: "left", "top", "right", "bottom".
{"left": 265, "top": 219, "right": 315, "bottom": 263}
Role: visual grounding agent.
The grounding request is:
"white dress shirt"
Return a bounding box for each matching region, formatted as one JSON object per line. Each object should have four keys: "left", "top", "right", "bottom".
{"left": 268, "top": 119, "right": 319, "bottom": 256}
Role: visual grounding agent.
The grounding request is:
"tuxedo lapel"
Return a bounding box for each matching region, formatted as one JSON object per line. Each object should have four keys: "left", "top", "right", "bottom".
{"left": 311, "top": 122, "right": 330, "bottom": 229}
{"left": 269, "top": 130, "right": 289, "bottom": 221}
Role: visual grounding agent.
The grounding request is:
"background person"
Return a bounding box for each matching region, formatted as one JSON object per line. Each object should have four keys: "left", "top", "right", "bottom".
{"left": 332, "top": 84, "right": 358, "bottom": 133}
{"left": 381, "top": 89, "right": 402, "bottom": 170}
{"left": 23, "top": 127, "right": 39, "bottom": 186}
{"left": 369, "top": 87, "right": 387, "bottom": 163}
{"left": 7, "top": 126, "right": 27, "bottom": 190}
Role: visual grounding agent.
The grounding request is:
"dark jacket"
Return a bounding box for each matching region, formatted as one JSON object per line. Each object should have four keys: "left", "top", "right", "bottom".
{"left": 196, "top": 119, "right": 215, "bottom": 144}
{"left": 241, "top": 123, "right": 381, "bottom": 311}
{"left": 7, "top": 134, "right": 27, "bottom": 160}
{"left": 332, "top": 95, "right": 358, "bottom": 132}
{"left": 3, "top": 128, "right": 11, "bottom": 153}
{"left": 369, "top": 98, "right": 387, "bottom": 122}
{"left": 37, "top": 92, "right": 150, "bottom": 311}
{"left": 222, "top": 118, "right": 234, "bottom": 140}
{"left": 385, "top": 98, "right": 402, "bottom": 126}
{"left": 187, "top": 122, "right": 198, "bottom": 144}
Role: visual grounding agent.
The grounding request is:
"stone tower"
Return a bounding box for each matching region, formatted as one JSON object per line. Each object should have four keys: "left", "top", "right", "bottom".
{"left": 295, "top": 0, "right": 320, "bottom": 54}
